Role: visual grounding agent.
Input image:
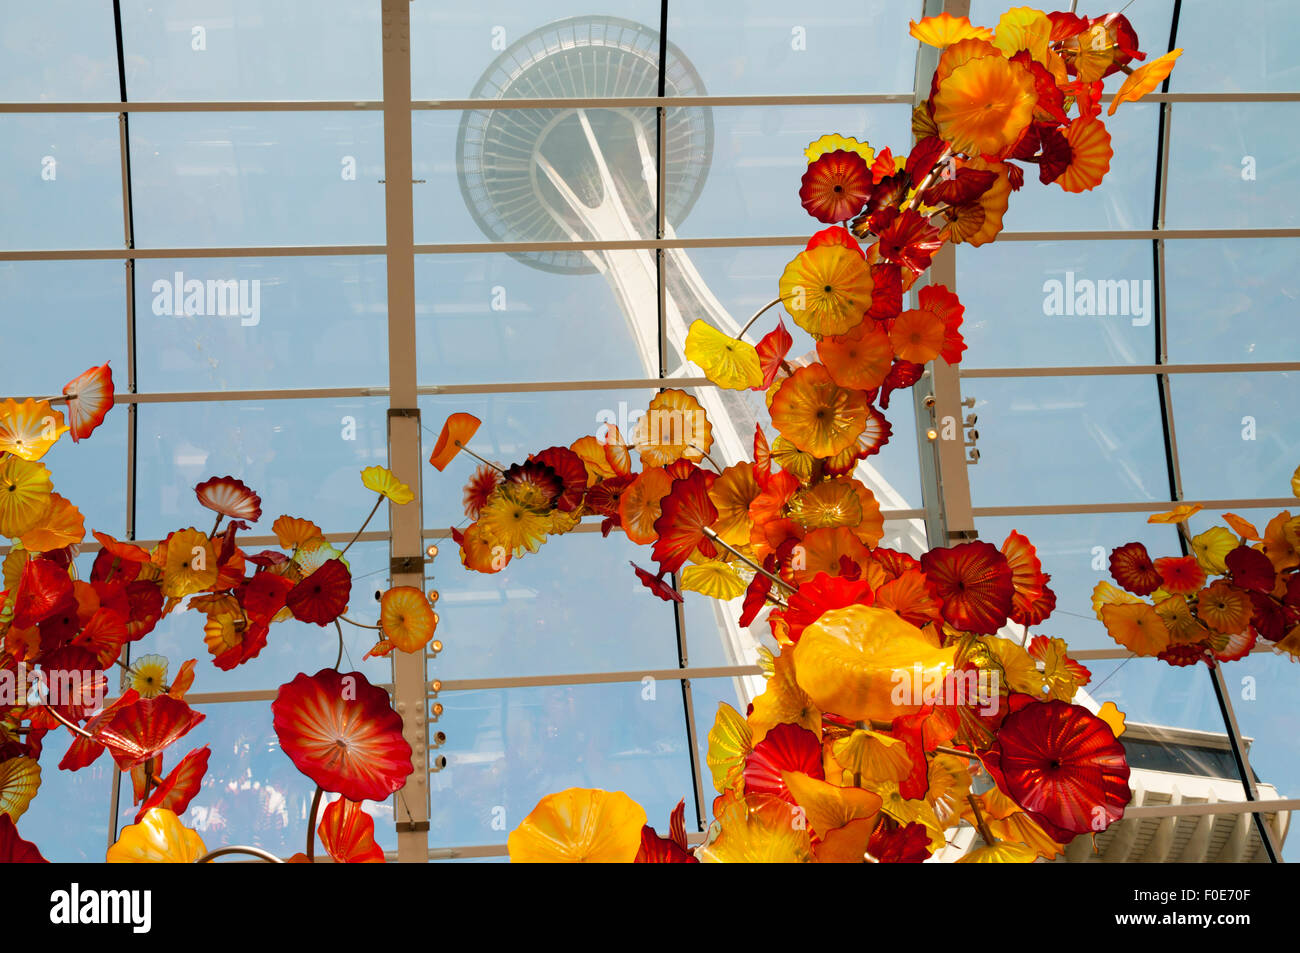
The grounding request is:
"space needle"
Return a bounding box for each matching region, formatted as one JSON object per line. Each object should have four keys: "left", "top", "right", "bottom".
{"left": 455, "top": 15, "right": 926, "bottom": 690}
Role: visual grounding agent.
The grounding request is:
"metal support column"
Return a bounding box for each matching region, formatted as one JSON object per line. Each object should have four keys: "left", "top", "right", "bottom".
{"left": 380, "top": 0, "right": 430, "bottom": 863}
{"left": 910, "top": 0, "right": 978, "bottom": 548}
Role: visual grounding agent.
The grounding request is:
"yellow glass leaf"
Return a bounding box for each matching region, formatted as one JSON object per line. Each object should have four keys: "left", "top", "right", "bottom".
{"left": 679, "top": 561, "right": 747, "bottom": 601}
{"left": 0, "top": 755, "right": 40, "bottom": 821}
{"left": 933, "top": 55, "right": 1037, "bottom": 157}
{"left": 804, "top": 133, "right": 874, "bottom": 165}
{"left": 1262, "top": 511, "right": 1300, "bottom": 572}
{"left": 632, "top": 388, "right": 713, "bottom": 468}
{"left": 696, "top": 793, "right": 813, "bottom": 863}
{"left": 1155, "top": 594, "right": 1208, "bottom": 645}
{"left": 1070, "top": 22, "right": 1117, "bottom": 83}
{"left": 1090, "top": 579, "right": 1143, "bottom": 621}
{"left": 748, "top": 650, "right": 821, "bottom": 746}
{"left": 108, "top": 808, "right": 207, "bottom": 863}
{"left": 957, "top": 842, "right": 1038, "bottom": 863}
{"left": 507, "top": 788, "right": 645, "bottom": 863}
{"left": 778, "top": 245, "right": 874, "bottom": 339}
{"left": 1191, "top": 526, "right": 1238, "bottom": 575}
{"left": 18, "top": 492, "right": 85, "bottom": 552}
{"left": 865, "top": 780, "right": 947, "bottom": 853}
{"left": 570, "top": 435, "right": 616, "bottom": 484}
{"left": 159, "top": 528, "right": 218, "bottom": 598}
{"left": 706, "top": 702, "right": 752, "bottom": 794}
{"left": 1292, "top": 464, "right": 1300, "bottom": 499}
{"left": 360, "top": 465, "right": 414, "bottom": 505}
{"left": 0, "top": 456, "right": 53, "bottom": 539}
{"left": 1222, "top": 512, "right": 1261, "bottom": 541}
{"left": 781, "top": 770, "right": 881, "bottom": 838}
{"left": 794, "top": 606, "right": 956, "bottom": 723}
{"left": 272, "top": 515, "right": 322, "bottom": 549}
{"left": 926, "top": 753, "right": 974, "bottom": 829}
{"left": 980, "top": 635, "right": 1047, "bottom": 698}
{"left": 1148, "top": 503, "right": 1203, "bottom": 524}
{"left": 2, "top": 542, "right": 28, "bottom": 594}
{"left": 0, "top": 398, "right": 69, "bottom": 461}
{"left": 1096, "top": 701, "right": 1126, "bottom": 738}
{"left": 842, "top": 478, "right": 884, "bottom": 547}
{"left": 787, "top": 480, "right": 862, "bottom": 530}
{"left": 769, "top": 436, "right": 820, "bottom": 484}
{"left": 1028, "top": 635, "right": 1089, "bottom": 702}
{"left": 814, "top": 816, "right": 875, "bottom": 863}
{"left": 756, "top": 644, "right": 776, "bottom": 678}
{"left": 684, "top": 319, "right": 763, "bottom": 390}
{"left": 992, "top": 6, "right": 1051, "bottom": 62}
{"left": 708, "top": 463, "right": 760, "bottom": 547}
{"left": 828, "top": 730, "right": 912, "bottom": 786}
{"left": 909, "top": 12, "right": 994, "bottom": 47}
{"left": 1102, "top": 602, "right": 1171, "bottom": 657}
{"left": 1108, "top": 49, "right": 1183, "bottom": 116}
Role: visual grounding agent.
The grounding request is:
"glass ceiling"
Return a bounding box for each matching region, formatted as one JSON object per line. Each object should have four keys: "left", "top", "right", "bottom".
{"left": 1, "top": 0, "right": 1298, "bottom": 862}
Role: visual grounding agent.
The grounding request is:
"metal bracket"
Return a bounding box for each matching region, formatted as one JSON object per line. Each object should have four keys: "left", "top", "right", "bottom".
{"left": 395, "top": 821, "right": 430, "bottom": 833}
{"left": 390, "top": 555, "right": 424, "bottom": 575}
{"left": 387, "top": 407, "right": 421, "bottom": 419}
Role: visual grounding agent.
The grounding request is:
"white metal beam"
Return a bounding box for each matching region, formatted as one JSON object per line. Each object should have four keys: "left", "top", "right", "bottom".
{"left": 380, "top": 0, "right": 429, "bottom": 863}
{"left": 5, "top": 227, "right": 1299, "bottom": 262}
{"left": 2, "top": 91, "right": 1293, "bottom": 114}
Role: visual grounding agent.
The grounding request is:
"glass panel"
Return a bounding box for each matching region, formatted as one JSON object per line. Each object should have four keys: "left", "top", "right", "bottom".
{"left": 1165, "top": 103, "right": 1300, "bottom": 230}
{"left": 690, "top": 675, "right": 751, "bottom": 829}
{"left": 134, "top": 397, "right": 390, "bottom": 539}
{"left": 118, "top": 0, "right": 382, "bottom": 101}
{"left": 1171, "top": 371, "right": 1298, "bottom": 501}
{"left": 127, "top": 540, "right": 392, "bottom": 696}
{"left": 414, "top": 106, "right": 665, "bottom": 246}
{"left": 415, "top": 253, "right": 651, "bottom": 385}
{"left": 956, "top": 241, "right": 1156, "bottom": 368}
{"left": 1170, "top": 0, "right": 1300, "bottom": 93}
{"left": 427, "top": 681, "right": 696, "bottom": 848}
{"left": 964, "top": 376, "right": 1171, "bottom": 507}
{"left": 0, "top": 115, "right": 124, "bottom": 249}
{"left": 429, "top": 530, "right": 681, "bottom": 680}
{"left": 1226, "top": 652, "right": 1300, "bottom": 861}
{"left": 669, "top": 1, "right": 919, "bottom": 97}
{"left": 112, "top": 699, "right": 397, "bottom": 859}
{"left": 0, "top": 260, "right": 128, "bottom": 395}
{"left": 42, "top": 404, "right": 129, "bottom": 539}
{"left": 129, "top": 112, "right": 385, "bottom": 248}
{"left": 975, "top": 513, "right": 1182, "bottom": 651}
{"left": 0, "top": 0, "right": 120, "bottom": 102}
{"left": 9, "top": 729, "right": 112, "bottom": 862}
{"left": 998, "top": 106, "right": 1160, "bottom": 232}
{"left": 136, "top": 256, "right": 388, "bottom": 392}
{"left": 674, "top": 105, "right": 912, "bottom": 239}
{"left": 1166, "top": 239, "right": 1300, "bottom": 365}
{"left": 411, "top": 4, "right": 663, "bottom": 101}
